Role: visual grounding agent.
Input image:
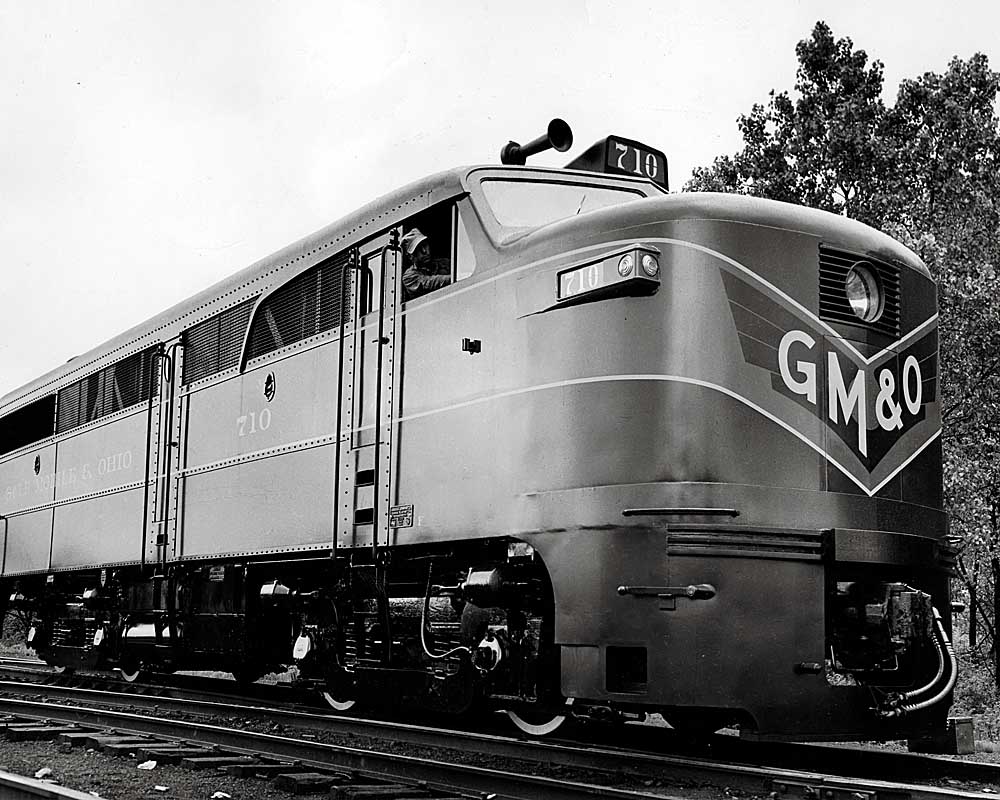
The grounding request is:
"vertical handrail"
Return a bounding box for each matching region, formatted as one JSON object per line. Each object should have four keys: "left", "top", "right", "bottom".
{"left": 157, "top": 342, "right": 182, "bottom": 571}
{"left": 372, "top": 232, "right": 399, "bottom": 669}
{"left": 1, "top": 514, "right": 8, "bottom": 577}
{"left": 370, "top": 235, "right": 399, "bottom": 559}
{"left": 0, "top": 513, "right": 7, "bottom": 635}
{"left": 140, "top": 345, "right": 164, "bottom": 569}
{"left": 155, "top": 341, "right": 182, "bottom": 648}
{"left": 332, "top": 250, "right": 370, "bottom": 553}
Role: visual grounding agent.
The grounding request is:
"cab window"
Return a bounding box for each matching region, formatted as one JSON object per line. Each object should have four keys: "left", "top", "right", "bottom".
{"left": 400, "top": 203, "right": 454, "bottom": 302}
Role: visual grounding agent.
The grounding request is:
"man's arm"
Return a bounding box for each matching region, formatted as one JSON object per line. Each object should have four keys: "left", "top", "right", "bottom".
{"left": 403, "top": 267, "right": 451, "bottom": 299}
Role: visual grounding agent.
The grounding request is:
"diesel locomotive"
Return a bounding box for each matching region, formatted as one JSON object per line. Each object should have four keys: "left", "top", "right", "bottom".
{"left": 0, "top": 120, "right": 955, "bottom": 740}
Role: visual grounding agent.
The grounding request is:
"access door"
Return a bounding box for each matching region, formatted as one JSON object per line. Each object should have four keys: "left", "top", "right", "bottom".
{"left": 336, "top": 230, "right": 402, "bottom": 552}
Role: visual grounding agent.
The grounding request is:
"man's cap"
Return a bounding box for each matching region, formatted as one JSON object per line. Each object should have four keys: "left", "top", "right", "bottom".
{"left": 402, "top": 228, "right": 428, "bottom": 256}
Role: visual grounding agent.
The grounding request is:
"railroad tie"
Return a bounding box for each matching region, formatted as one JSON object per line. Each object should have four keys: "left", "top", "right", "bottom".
{"left": 180, "top": 755, "right": 258, "bottom": 770}
{"left": 4, "top": 725, "right": 81, "bottom": 742}
{"left": 225, "top": 762, "right": 309, "bottom": 778}
{"left": 134, "top": 746, "right": 216, "bottom": 764}
{"left": 271, "top": 772, "right": 345, "bottom": 793}
{"left": 331, "top": 785, "right": 435, "bottom": 800}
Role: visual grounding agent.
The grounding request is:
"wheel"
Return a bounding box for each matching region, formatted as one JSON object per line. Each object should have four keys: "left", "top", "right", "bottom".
{"left": 50, "top": 664, "right": 75, "bottom": 676}
{"left": 118, "top": 661, "right": 142, "bottom": 683}
{"left": 321, "top": 670, "right": 356, "bottom": 711}
{"left": 320, "top": 691, "right": 357, "bottom": 712}
{"left": 506, "top": 697, "right": 574, "bottom": 736}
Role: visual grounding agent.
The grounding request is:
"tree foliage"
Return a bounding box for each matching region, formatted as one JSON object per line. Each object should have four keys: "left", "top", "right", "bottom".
{"left": 686, "top": 22, "right": 1000, "bottom": 683}
{"left": 687, "top": 22, "right": 888, "bottom": 221}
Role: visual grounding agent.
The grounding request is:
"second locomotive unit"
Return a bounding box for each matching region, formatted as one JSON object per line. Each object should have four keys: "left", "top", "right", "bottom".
{"left": 0, "top": 120, "right": 954, "bottom": 740}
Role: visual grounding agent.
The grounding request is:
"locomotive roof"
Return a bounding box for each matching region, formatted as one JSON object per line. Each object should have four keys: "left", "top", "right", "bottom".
{"left": 500, "top": 189, "right": 929, "bottom": 278}
{"left": 1, "top": 167, "right": 470, "bottom": 411}
{"left": 2, "top": 169, "right": 928, "bottom": 412}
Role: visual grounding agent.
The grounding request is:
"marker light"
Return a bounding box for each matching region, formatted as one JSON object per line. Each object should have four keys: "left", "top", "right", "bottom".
{"left": 618, "top": 254, "right": 634, "bottom": 277}
{"left": 845, "top": 263, "right": 882, "bottom": 322}
{"left": 641, "top": 254, "right": 659, "bottom": 277}
{"left": 292, "top": 633, "right": 312, "bottom": 660}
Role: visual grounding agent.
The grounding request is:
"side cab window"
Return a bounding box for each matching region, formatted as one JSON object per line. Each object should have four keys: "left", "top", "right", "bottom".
{"left": 397, "top": 200, "right": 481, "bottom": 303}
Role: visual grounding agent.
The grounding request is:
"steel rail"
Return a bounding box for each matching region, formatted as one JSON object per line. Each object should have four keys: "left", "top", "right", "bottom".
{"left": 2, "top": 671, "right": 998, "bottom": 788}
{"left": 0, "top": 683, "right": 994, "bottom": 800}
{"left": 0, "top": 656, "right": 46, "bottom": 666}
{"left": 0, "top": 696, "right": 692, "bottom": 800}
{"left": 0, "top": 770, "right": 99, "bottom": 800}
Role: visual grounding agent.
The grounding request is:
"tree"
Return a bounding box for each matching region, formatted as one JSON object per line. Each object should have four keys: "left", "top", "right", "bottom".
{"left": 686, "top": 22, "right": 887, "bottom": 222}
{"left": 686, "top": 22, "right": 1000, "bottom": 685}
{"left": 888, "top": 60, "right": 1000, "bottom": 688}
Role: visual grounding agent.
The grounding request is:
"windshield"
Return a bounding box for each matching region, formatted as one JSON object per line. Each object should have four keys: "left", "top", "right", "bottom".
{"left": 479, "top": 179, "right": 644, "bottom": 237}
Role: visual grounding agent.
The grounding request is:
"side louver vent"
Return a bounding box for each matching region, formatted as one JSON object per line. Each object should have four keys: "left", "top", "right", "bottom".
{"left": 183, "top": 296, "right": 258, "bottom": 384}
{"left": 57, "top": 346, "right": 159, "bottom": 434}
{"left": 819, "top": 245, "right": 900, "bottom": 337}
{"left": 247, "top": 254, "right": 353, "bottom": 362}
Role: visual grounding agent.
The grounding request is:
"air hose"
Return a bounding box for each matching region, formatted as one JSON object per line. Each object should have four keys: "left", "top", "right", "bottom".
{"left": 898, "top": 607, "right": 957, "bottom": 715}
{"left": 879, "top": 607, "right": 957, "bottom": 718}
{"left": 899, "top": 608, "right": 947, "bottom": 702}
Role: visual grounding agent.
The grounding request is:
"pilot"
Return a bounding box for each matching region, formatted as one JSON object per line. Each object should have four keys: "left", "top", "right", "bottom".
{"left": 401, "top": 228, "right": 451, "bottom": 301}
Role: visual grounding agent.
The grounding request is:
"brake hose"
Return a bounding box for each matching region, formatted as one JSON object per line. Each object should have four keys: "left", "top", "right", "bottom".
{"left": 898, "top": 607, "right": 957, "bottom": 715}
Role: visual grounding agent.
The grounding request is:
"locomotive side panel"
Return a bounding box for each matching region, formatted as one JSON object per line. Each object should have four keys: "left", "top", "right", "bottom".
{"left": 179, "top": 339, "right": 339, "bottom": 558}
{"left": 183, "top": 376, "right": 244, "bottom": 468}
{"left": 1, "top": 443, "right": 58, "bottom": 574}
{"left": 180, "top": 447, "right": 334, "bottom": 556}
{"left": 1, "top": 510, "right": 53, "bottom": 575}
{"left": 391, "top": 280, "right": 499, "bottom": 545}
{"left": 51, "top": 490, "right": 145, "bottom": 567}
{"left": 240, "top": 347, "right": 337, "bottom": 454}
{"left": 49, "top": 409, "right": 149, "bottom": 568}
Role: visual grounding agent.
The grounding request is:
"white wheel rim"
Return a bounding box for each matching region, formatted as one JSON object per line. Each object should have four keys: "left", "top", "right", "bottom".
{"left": 321, "top": 692, "right": 356, "bottom": 711}
{"left": 119, "top": 667, "right": 141, "bottom": 683}
{"left": 506, "top": 697, "right": 574, "bottom": 736}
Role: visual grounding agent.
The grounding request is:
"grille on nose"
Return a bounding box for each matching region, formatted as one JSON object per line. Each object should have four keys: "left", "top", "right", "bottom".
{"left": 818, "top": 245, "right": 900, "bottom": 337}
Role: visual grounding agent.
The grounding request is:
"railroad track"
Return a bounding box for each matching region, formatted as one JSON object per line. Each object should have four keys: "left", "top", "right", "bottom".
{"left": 2, "top": 666, "right": 999, "bottom": 788}
{"left": 0, "top": 656, "right": 47, "bottom": 673}
{"left": 0, "top": 770, "right": 99, "bottom": 800}
{"left": 0, "top": 674, "right": 997, "bottom": 799}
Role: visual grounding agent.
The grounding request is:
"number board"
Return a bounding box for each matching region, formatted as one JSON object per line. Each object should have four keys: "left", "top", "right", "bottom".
{"left": 559, "top": 260, "right": 611, "bottom": 300}
{"left": 603, "top": 136, "right": 668, "bottom": 187}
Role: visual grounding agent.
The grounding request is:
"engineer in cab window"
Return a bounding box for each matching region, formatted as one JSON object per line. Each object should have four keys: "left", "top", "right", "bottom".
{"left": 401, "top": 228, "right": 451, "bottom": 301}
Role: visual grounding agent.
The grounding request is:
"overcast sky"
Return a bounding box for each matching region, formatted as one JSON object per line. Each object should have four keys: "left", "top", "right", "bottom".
{"left": 1, "top": 0, "right": 996, "bottom": 400}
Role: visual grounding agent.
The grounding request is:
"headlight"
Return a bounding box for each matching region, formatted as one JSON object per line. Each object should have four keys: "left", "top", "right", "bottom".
{"left": 641, "top": 254, "right": 659, "bottom": 277}
{"left": 618, "top": 254, "right": 634, "bottom": 277}
{"left": 845, "top": 263, "right": 882, "bottom": 322}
